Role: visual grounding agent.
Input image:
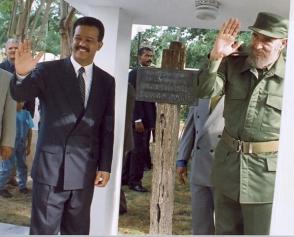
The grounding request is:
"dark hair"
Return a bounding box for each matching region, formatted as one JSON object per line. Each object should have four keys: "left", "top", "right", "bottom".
{"left": 73, "top": 16, "right": 105, "bottom": 42}
{"left": 138, "top": 47, "right": 153, "bottom": 56}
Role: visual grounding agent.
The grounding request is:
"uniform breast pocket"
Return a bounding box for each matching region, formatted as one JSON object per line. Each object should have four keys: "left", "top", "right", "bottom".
{"left": 223, "top": 84, "right": 248, "bottom": 119}
{"left": 261, "top": 94, "right": 282, "bottom": 132}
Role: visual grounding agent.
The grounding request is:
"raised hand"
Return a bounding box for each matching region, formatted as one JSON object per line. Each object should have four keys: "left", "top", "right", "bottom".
{"left": 15, "top": 39, "right": 44, "bottom": 76}
{"left": 210, "top": 18, "right": 242, "bottom": 60}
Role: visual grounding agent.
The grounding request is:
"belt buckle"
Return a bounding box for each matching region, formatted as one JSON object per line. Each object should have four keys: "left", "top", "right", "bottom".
{"left": 236, "top": 140, "right": 243, "bottom": 152}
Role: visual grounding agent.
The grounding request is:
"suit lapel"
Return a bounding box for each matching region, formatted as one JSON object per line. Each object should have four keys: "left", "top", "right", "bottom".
{"left": 198, "top": 97, "right": 225, "bottom": 140}
{"left": 59, "top": 58, "right": 84, "bottom": 118}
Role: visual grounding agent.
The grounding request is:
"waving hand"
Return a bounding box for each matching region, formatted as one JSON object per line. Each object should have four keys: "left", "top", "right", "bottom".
{"left": 210, "top": 18, "right": 242, "bottom": 60}
{"left": 15, "top": 40, "right": 44, "bottom": 76}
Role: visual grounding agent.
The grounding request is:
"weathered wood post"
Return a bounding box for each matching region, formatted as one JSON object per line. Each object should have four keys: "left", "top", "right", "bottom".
{"left": 149, "top": 42, "right": 186, "bottom": 234}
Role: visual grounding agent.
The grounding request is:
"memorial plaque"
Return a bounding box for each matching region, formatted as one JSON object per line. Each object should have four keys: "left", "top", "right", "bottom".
{"left": 136, "top": 67, "right": 198, "bottom": 105}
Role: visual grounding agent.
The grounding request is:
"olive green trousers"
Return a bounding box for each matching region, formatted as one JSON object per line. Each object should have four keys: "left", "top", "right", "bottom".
{"left": 214, "top": 190, "right": 272, "bottom": 235}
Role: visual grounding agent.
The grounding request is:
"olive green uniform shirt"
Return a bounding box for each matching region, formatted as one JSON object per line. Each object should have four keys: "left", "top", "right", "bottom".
{"left": 196, "top": 53, "right": 285, "bottom": 203}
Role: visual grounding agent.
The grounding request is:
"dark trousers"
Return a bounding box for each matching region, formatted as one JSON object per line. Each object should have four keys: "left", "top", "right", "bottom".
{"left": 144, "top": 129, "right": 152, "bottom": 169}
{"left": 122, "top": 130, "right": 151, "bottom": 186}
{"left": 30, "top": 181, "right": 94, "bottom": 235}
{"left": 214, "top": 190, "right": 272, "bottom": 235}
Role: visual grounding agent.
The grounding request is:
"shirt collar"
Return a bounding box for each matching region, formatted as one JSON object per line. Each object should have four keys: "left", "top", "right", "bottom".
{"left": 70, "top": 56, "right": 93, "bottom": 76}
{"left": 271, "top": 53, "right": 286, "bottom": 79}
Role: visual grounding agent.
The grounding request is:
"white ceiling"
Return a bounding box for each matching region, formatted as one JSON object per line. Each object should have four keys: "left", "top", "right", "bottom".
{"left": 71, "top": 0, "right": 290, "bottom": 30}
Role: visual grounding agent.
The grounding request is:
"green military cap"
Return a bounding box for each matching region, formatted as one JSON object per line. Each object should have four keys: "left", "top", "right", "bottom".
{"left": 249, "top": 12, "right": 288, "bottom": 39}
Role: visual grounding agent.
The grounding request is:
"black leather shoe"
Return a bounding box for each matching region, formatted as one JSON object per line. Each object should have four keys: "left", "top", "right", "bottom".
{"left": 119, "top": 208, "right": 127, "bottom": 215}
{"left": 129, "top": 184, "right": 148, "bottom": 192}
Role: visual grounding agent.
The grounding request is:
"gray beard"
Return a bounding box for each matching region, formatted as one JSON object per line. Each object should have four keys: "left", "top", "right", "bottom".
{"left": 248, "top": 48, "right": 281, "bottom": 69}
{"left": 247, "top": 54, "right": 274, "bottom": 69}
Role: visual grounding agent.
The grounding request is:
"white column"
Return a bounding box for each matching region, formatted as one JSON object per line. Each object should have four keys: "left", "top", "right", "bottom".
{"left": 66, "top": 1, "right": 133, "bottom": 234}
{"left": 270, "top": 2, "right": 294, "bottom": 235}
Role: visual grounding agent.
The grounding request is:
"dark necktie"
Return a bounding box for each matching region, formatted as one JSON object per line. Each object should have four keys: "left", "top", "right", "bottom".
{"left": 78, "top": 67, "right": 85, "bottom": 104}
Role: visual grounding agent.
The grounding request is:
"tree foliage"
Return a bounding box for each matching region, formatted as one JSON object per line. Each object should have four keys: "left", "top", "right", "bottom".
{"left": 0, "top": 0, "right": 75, "bottom": 56}
{"left": 130, "top": 26, "right": 251, "bottom": 70}
{"left": 130, "top": 26, "right": 252, "bottom": 121}
{"left": 0, "top": 0, "right": 13, "bottom": 45}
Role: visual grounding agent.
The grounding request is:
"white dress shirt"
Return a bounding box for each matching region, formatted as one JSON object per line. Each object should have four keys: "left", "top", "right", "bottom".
{"left": 70, "top": 56, "right": 93, "bottom": 107}
{"left": 17, "top": 57, "right": 94, "bottom": 108}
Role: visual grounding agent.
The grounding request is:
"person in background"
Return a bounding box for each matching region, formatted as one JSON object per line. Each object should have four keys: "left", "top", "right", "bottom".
{"left": 0, "top": 38, "right": 35, "bottom": 118}
{"left": 11, "top": 101, "right": 34, "bottom": 194}
{"left": 120, "top": 83, "right": 136, "bottom": 215}
{"left": 0, "top": 39, "right": 35, "bottom": 188}
{"left": 0, "top": 68, "right": 16, "bottom": 198}
{"left": 196, "top": 12, "right": 288, "bottom": 234}
{"left": 177, "top": 96, "right": 224, "bottom": 235}
{"left": 122, "top": 47, "right": 156, "bottom": 192}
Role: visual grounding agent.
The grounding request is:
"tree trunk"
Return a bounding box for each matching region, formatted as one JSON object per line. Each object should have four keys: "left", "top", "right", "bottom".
{"left": 7, "top": 0, "right": 18, "bottom": 38}
{"left": 29, "top": 0, "right": 46, "bottom": 38}
{"left": 150, "top": 42, "right": 186, "bottom": 235}
{"left": 32, "top": 0, "right": 53, "bottom": 51}
{"left": 59, "top": 0, "right": 75, "bottom": 58}
{"left": 15, "top": 0, "right": 34, "bottom": 41}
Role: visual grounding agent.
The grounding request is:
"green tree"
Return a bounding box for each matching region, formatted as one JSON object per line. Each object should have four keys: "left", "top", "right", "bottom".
{"left": 0, "top": 0, "right": 13, "bottom": 46}
{"left": 130, "top": 26, "right": 251, "bottom": 120}
{"left": 130, "top": 26, "right": 251, "bottom": 69}
{"left": 0, "top": 0, "right": 77, "bottom": 57}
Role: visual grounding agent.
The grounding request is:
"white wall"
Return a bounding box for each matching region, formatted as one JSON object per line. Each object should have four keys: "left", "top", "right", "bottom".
{"left": 65, "top": 1, "right": 133, "bottom": 235}
{"left": 270, "top": 1, "right": 294, "bottom": 235}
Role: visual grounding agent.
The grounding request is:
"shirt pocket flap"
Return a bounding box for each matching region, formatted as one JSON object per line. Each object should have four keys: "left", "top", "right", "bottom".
{"left": 266, "top": 95, "right": 282, "bottom": 110}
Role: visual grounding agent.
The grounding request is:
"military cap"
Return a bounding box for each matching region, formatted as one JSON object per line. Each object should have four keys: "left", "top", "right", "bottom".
{"left": 249, "top": 12, "right": 288, "bottom": 39}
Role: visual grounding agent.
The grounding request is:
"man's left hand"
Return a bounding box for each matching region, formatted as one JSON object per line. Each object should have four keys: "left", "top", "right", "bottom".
{"left": 94, "top": 171, "right": 110, "bottom": 187}
{"left": 26, "top": 146, "right": 31, "bottom": 156}
{"left": 0, "top": 146, "right": 13, "bottom": 160}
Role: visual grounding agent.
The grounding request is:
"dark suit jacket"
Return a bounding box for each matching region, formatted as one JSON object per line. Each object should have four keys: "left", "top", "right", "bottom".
{"left": 0, "top": 59, "right": 15, "bottom": 73}
{"left": 0, "top": 59, "right": 35, "bottom": 117}
{"left": 128, "top": 68, "right": 156, "bottom": 129}
{"left": 123, "top": 83, "right": 135, "bottom": 155}
{"left": 10, "top": 58, "right": 115, "bottom": 190}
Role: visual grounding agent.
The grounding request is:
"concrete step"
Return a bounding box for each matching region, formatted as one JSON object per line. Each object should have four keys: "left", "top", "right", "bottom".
{"left": 0, "top": 223, "right": 29, "bottom": 235}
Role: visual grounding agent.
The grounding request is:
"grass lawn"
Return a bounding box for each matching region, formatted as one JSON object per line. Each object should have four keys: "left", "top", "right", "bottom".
{"left": 0, "top": 169, "right": 192, "bottom": 235}
{"left": 119, "top": 168, "right": 192, "bottom": 235}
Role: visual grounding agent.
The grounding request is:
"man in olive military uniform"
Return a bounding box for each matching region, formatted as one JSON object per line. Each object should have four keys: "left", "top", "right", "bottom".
{"left": 196, "top": 12, "right": 288, "bottom": 234}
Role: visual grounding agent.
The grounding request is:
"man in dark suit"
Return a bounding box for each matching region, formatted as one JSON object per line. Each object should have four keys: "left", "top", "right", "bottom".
{"left": 123, "top": 47, "right": 156, "bottom": 192}
{"left": 0, "top": 38, "right": 35, "bottom": 118}
{"left": 10, "top": 17, "right": 115, "bottom": 235}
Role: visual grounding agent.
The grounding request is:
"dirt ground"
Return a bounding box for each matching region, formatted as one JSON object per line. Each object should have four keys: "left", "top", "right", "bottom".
{"left": 0, "top": 180, "right": 32, "bottom": 226}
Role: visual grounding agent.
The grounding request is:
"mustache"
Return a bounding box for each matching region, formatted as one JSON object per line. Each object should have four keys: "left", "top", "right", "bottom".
{"left": 75, "top": 46, "right": 90, "bottom": 52}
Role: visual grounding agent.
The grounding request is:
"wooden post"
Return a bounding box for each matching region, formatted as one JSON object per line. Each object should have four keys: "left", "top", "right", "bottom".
{"left": 150, "top": 42, "right": 186, "bottom": 235}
